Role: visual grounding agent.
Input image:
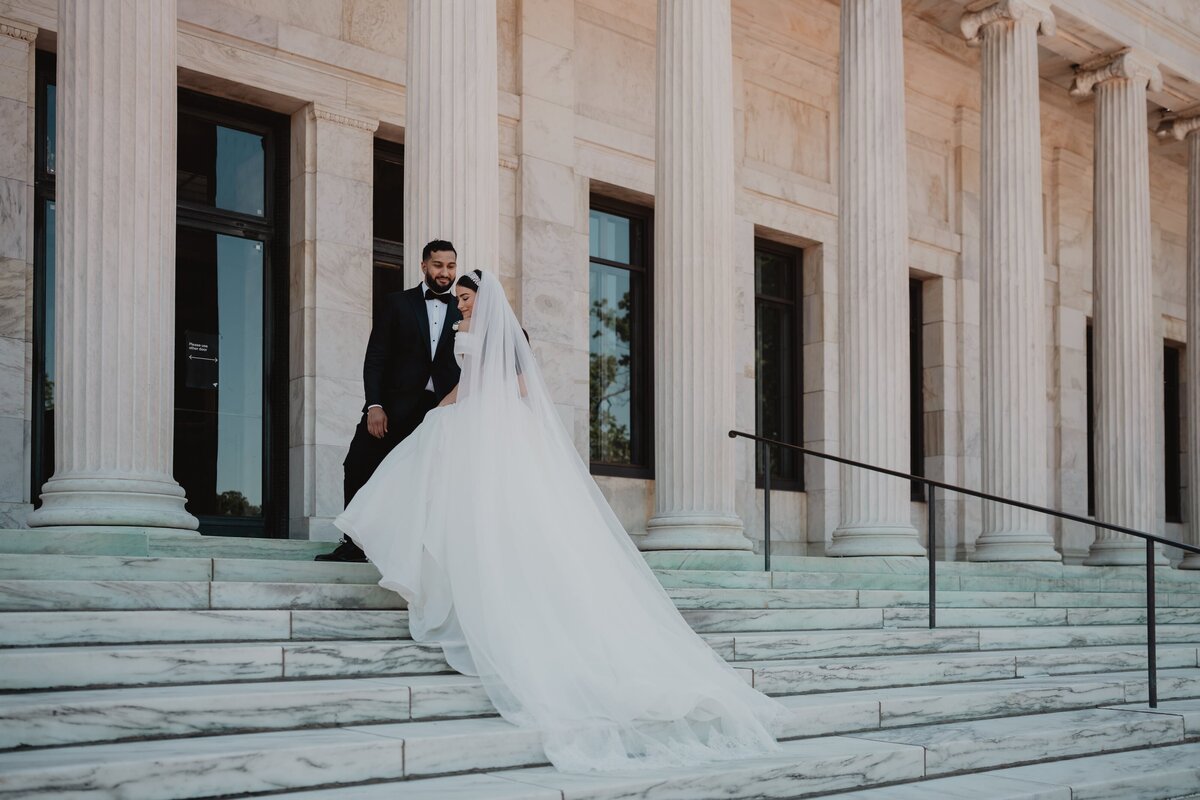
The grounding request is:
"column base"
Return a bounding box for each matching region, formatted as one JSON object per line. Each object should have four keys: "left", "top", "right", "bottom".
{"left": 27, "top": 476, "right": 199, "bottom": 532}
{"left": 1082, "top": 538, "right": 1169, "bottom": 567}
{"left": 971, "top": 534, "right": 1062, "bottom": 562}
{"left": 827, "top": 524, "right": 925, "bottom": 557}
{"left": 639, "top": 513, "right": 753, "bottom": 551}
{"left": 1179, "top": 552, "right": 1200, "bottom": 570}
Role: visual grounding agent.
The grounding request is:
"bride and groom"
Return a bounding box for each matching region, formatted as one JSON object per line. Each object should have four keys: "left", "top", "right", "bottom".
{"left": 318, "top": 240, "right": 786, "bottom": 772}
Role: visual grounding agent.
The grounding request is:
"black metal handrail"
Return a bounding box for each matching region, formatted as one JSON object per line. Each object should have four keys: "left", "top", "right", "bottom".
{"left": 729, "top": 429, "right": 1200, "bottom": 709}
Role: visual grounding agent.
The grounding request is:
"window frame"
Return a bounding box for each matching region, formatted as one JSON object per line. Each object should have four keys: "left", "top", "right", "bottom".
{"left": 910, "top": 277, "right": 926, "bottom": 502}
{"left": 371, "top": 139, "right": 406, "bottom": 313}
{"left": 1165, "top": 341, "right": 1184, "bottom": 524}
{"left": 587, "top": 195, "right": 654, "bottom": 479}
{"left": 753, "top": 237, "right": 804, "bottom": 492}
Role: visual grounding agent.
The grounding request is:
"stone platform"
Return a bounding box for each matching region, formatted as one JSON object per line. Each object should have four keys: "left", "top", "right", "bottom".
{"left": 2, "top": 531, "right": 1200, "bottom": 798}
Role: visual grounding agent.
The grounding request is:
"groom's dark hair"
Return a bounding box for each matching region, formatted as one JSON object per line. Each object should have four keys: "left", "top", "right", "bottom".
{"left": 422, "top": 239, "right": 457, "bottom": 260}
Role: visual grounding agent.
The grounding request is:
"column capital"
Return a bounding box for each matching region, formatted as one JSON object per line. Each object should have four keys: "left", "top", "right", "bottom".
{"left": 961, "top": 0, "right": 1054, "bottom": 46}
{"left": 1070, "top": 49, "right": 1163, "bottom": 98}
{"left": 1156, "top": 112, "right": 1200, "bottom": 142}
{"left": 308, "top": 104, "right": 379, "bottom": 133}
{"left": 0, "top": 18, "right": 37, "bottom": 43}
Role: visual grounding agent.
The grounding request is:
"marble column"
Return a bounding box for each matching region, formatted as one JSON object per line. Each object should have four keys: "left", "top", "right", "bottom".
{"left": 288, "top": 105, "right": 379, "bottom": 541}
{"left": 1070, "top": 50, "right": 1166, "bottom": 566}
{"left": 403, "top": 0, "right": 499, "bottom": 281}
{"left": 27, "top": 0, "right": 197, "bottom": 532}
{"left": 961, "top": 1, "right": 1060, "bottom": 561}
{"left": 0, "top": 18, "right": 36, "bottom": 529}
{"left": 641, "top": 0, "right": 751, "bottom": 550}
{"left": 827, "top": 0, "right": 924, "bottom": 557}
{"left": 1160, "top": 114, "right": 1200, "bottom": 569}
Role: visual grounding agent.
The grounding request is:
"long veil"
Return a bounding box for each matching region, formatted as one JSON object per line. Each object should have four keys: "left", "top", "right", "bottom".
{"left": 443, "top": 270, "right": 785, "bottom": 771}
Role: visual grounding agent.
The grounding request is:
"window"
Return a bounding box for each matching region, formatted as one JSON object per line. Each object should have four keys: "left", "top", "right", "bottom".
{"left": 31, "top": 52, "right": 55, "bottom": 506}
{"left": 754, "top": 239, "right": 803, "bottom": 490}
{"left": 1165, "top": 343, "right": 1183, "bottom": 523}
{"left": 372, "top": 140, "right": 405, "bottom": 314}
{"left": 173, "top": 91, "right": 290, "bottom": 537}
{"left": 910, "top": 278, "right": 926, "bottom": 501}
{"left": 588, "top": 198, "right": 652, "bottom": 476}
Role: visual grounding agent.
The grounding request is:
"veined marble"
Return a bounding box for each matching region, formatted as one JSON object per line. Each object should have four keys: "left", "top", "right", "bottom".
{"left": 982, "top": 740, "right": 1200, "bottom": 800}
{"left": 978, "top": 624, "right": 1200, "bottom": 651}
{"left": 272, "top": 771, "right": 562, "bottom": 799}
{"left": 819, "top": 773, "right": 1069, "bottom": 799}
{"left": 395, "top": 674, "right": 495, "bottom": 719}
{"left": 0, "top": 579, "right": 211, "bottom": 610}
{"left": 875, "top": 678, "right": 1126, "bottom": 728}
{"left": 850, "top": 707, "right": 1184, "bottom": 774}
{"left": 746, "top": 651, "right": 1017, "bottom": 695}
{"left": 1012, "top": 644, "right": 1199, "bottom": 676}
{"left": 731, "top": 629, "right": 980, "bottom": 661}
{"left": 0, "top": 553, "right": 212, "bottom": 581}
{"left": 859, "top": 589, "right": 1037, "bottom": 608}
{"left": 682, "top": 607, "right": 884, "bottom": 633}
{"left": 0, "top": 609, "right": 291, "bottom": 646}
{"left": 651, "top": 569, "right": 771, "bottom": 590}
{"left": 281, "top": 640, "right": 450, "bottom": 678}
{"left": 210, "top": 557, "right": 381, "bottom": 585}
{"left": 884, "top": 607, "right": 1068, "bottom": 628}
{"left": 210, "top": 581, "right": 405, "bottom": 610}
{"left": 0, "top": 642, "right": 285, "bottom": 690}
{"left": 1112, "top": 697, "right": 1200, "bottom": 735}
{"left": 0, "top": 678, "right": 413, "bottom": 748}
{"left": 348, "top": 718, "right": 545, "bottom": 776}
{"left": 666, "top": 588, "right": 860, "bottom": 609}
{"left": 289, "top": 609, "right": 410, "bottom": 640}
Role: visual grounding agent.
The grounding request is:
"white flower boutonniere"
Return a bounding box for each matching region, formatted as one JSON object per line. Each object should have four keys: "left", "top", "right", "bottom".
{"left": 452, "top": 320, "right": 462, "bottom": 332}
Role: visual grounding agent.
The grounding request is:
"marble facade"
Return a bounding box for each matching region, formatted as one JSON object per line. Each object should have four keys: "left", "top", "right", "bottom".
{"left": 0, "top": 0, "right": 1199, "bottom": 565}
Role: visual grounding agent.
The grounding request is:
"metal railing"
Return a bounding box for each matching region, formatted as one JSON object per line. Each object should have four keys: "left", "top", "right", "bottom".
{"left": 729, "top": 429, "right": 1200, "bottom": 708}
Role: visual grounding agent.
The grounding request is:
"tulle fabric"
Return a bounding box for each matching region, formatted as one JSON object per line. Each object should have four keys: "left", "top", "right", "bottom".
{"left": 335, "top": 271, "right": 787, "bottom": 772}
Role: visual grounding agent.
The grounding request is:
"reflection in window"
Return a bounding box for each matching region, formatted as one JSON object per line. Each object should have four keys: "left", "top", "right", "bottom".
{"left": 588, "top": 203, "right": 651, "bottom": 474}
{"left": 174, "top": 231, "right": 265, "bottom": 517}
{"left": 178, "top": 118, "right": 266, "bottom": 216}
{"left": 372, "top": 141, "right": 406, "bottom": 314}
{"left": 754, "top": 241, "right": 802, "bottom": 489}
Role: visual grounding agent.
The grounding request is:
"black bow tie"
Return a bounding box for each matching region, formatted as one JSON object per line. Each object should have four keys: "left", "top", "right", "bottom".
{"left": 425, "top": 289, "right": 452, "bottom": 303}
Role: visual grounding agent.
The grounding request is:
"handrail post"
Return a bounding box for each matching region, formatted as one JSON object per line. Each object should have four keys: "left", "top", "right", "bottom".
{"left": 1146, "top": 538, "right": 1157, "bottom": 708}
{"left": 927, "top": 483, "right": 936, "bottom": 629}
{"left": 762, "top": 443, "right": 772, "bottom": 573}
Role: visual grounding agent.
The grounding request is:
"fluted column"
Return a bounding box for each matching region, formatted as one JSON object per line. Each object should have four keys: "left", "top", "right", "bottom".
{"left": 962, "top": 1, "right": 1060, "bottom": 561}
{"left": 27, "top": 0, "right": 197, "bottom": 532}
{"left": 1071, "top": 50, "right": 1166, "bottom": 566}
{"left": 403, "top": 0, "right": 499, "bottom": 280}
{"left": 641, "top": 0, "right": 751, "bottom": 550}
{"left": 828, "top": 0, "right": 923, "bottom": 557}
{"left": 1161, "top": 115, "right": 1200, "bottom": 569}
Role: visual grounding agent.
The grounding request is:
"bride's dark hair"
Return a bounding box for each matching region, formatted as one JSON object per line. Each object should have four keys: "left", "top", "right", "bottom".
{"left": 456, "top": 269, "right": 484, "bottom": 293}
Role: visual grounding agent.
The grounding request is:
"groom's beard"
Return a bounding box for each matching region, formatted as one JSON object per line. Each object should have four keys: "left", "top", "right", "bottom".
{"left": 425, "top": 275, "right": 452, "bottom": 293}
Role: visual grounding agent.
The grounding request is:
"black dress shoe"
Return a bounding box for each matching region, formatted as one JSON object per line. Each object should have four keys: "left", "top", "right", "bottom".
{"left": 314, "top": 539, "right": 367, "bottom": 562}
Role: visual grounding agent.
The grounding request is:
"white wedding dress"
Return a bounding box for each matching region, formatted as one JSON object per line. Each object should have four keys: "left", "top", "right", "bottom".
{"left": 335, "top": 271, "right": 786, "bottom": 773}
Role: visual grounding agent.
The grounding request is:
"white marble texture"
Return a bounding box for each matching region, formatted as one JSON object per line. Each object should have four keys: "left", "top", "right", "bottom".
{"left": 667, "top": 588, "right": 860, "bottom": 609}
{"left": 274, "top": 772, "right": 562, "bottom": 799}
{"left": 773, "top": 692, "right": 882, "bottom": 738}
{"left": 0, "top": 726, "right": 404, "bottom": 799}
{"left": 496, "top": 737, "right": 925, "bottom": 800}
{"left": 851, "top": 707, "right": 1184, "bottom": 775}
{"left": 210, "top": 581, "right": 405, "bottom": 610}
{"left": 281, "top": 640, "right": 450, "bottom": 678}
{"left": 289, "top": 609, "right": 410, "bottom": 639}
{"left": 859, "top": 590, "right": 1037, "bottom": 608}
{"left": 0, "top": 642, "right": 285, "bottom": 690}
{"left": 746, "top": 652, "right": 1017, "bottom": 695}
{"left": 731, "top": 629, "right": 980, "bottom": 661}
{"left": 0, "top": 554, "right": 213, "bottom": 581}
{"left": 0, "top": 579, "right": 211, "bottom": 610}
{"left": 652, "top": 569, "right": 771, "bottom": 590}
{"left": 0, "top": 678, "right": 413, "bottom": 748}
{"left": 0, "top": 609, "right": 291, "bottom": 646}
{"left": 1012, "top": 644, "right": 1199, "bottom": 676}
{"left": 884, "top": 608, "right": 1069, "bottom": 627}
{"left": 211, "top": 558, "right": 381, "bottom": 585}
{"left": 349, "top": 718, "right": 546, "bottom": 776}
{"left": 1065, "top": 607, "right": 1200, "bottom": 625}
{"left": 875, "top": 678, "right": 1126, "bottom": 727}
{"left": 983, "top": 739, "right": 1200, "bottom": 800}
{"left": 682, "top": 607, "right": 885, "bottom": 633}
{"left": 399, "top": 674, "right": 495, "bottom": 719}
{"left": 979, "top": 625, "right": 1200, "bottom": 651}
{"left": 1120, "top": 667, "right": 1200, "bottom": 702}
{"left": 819, "top": 773, "right": 1069, "bottom": 799}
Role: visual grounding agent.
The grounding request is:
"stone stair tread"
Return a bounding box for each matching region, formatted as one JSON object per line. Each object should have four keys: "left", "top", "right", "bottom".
{"left": 817, "top": 740, "right": 1200, "bottom": 798}
{"left": 847, "top": 707, "right": 1185, "bottom": 775}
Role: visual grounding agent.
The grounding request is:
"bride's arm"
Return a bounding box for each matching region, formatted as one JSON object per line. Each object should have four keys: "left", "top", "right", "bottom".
{"left": 437, "top": 385, "right": 459, "bottom": 407}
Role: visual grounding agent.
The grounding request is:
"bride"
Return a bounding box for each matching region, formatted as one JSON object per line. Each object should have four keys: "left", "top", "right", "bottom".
{"left": 335, "top": 269, "right": 786, "bottom": 772}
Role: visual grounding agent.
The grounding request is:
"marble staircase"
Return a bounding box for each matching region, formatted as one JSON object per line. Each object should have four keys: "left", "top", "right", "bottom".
{"left": 2, "top": 535, "right": 1200, "bottom": 798}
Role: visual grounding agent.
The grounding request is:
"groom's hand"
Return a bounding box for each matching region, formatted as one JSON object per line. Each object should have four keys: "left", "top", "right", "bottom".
{"left": 367, "top": 407, "right": 388, "bottom": 438}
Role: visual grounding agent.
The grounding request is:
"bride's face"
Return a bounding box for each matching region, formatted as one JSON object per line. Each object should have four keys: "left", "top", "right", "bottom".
{"left": 456, "top": 286, "right": 477, "bottom": 318}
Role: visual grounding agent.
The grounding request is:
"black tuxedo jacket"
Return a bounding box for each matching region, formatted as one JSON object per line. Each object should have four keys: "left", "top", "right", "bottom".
{"left": 362, "top": 286, "right": 462, "bottom": 422}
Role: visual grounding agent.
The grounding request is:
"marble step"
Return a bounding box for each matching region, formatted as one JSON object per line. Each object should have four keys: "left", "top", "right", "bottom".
{"left": 727, "top": 626, "right": 1200, "bottom": 662}
{"left": 819, "top": 739, "right": 1200, "bottom": 799}
{"left": 848, "top": 707, "right": 1185, "bottom": 776}
{"left": 12, "top": 658, "right": 1192, "bottom": 751}
{"left": 262, "top": 709, "right": 1190, "bottom": 800}
{"left": 884, "top": 607, "right": 1200, "bottom": 627}
{"left": 0, "top": 724, "right": 930, "bottom": 800}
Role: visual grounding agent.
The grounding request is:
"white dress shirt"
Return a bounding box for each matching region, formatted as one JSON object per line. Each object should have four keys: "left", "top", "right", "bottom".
{"left": 424, "top": 289, "right": 450, "bottom": 391}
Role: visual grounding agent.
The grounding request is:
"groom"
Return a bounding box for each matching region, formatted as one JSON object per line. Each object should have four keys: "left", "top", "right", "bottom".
{"left": 316, "top": 240, "right": 463, "bottom": 562}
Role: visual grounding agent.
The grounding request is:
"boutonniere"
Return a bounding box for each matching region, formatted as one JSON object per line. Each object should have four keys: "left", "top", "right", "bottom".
{"left": 451, "top": 321, "right": 461, "bottom": 332}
